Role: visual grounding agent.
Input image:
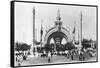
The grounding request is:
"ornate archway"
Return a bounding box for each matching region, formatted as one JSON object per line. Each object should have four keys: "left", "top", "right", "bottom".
{"left": 44, "top": 27, "right": 72, "bottom": 45}
{"left": 43, "top": 9, "right": 72, "bottom": 51}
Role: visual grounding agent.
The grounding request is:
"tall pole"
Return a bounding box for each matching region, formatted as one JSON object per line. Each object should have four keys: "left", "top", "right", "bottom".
{"left": 40, "top": 20, "right": 43, "bottom": 48}
{"left": 33, "top": 6, "right": 35, "bottom": 46}
{"left": 79, "top": 11, "right": 83, "bottom": 50}
{"left": 73, "top": 21, "right": 76, "bottom": 44}
{"left": 32, "top": 6, "right": 37, "bottom": 54}
{"left": 80, "top": 11, "right": 82, "bottom": 45}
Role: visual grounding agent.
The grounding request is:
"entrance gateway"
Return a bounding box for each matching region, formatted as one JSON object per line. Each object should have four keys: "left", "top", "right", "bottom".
{"left": 44, "top": 9, "right": 72, "bottom": 51}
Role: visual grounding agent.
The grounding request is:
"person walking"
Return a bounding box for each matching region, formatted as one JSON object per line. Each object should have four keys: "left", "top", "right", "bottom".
{"left": 48, "top": 51, "right": 51, "bottom": 63}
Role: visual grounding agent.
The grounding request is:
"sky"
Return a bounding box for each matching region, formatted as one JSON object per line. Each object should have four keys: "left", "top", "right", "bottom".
{"left": 15, "top": 2, "right": 97, "bottom": 45}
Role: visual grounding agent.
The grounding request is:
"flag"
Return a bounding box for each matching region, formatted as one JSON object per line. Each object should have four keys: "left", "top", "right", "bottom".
{"left": 72, "top": 22, "right": 76, "bottom": 34}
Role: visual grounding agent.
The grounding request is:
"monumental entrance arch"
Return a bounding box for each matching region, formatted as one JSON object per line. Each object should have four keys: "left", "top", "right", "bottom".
{"left": 44, "top": 9, "right": 72, "bottom": 48}
{"left": 44, "top": 27, "right": 71, "bottom": 45}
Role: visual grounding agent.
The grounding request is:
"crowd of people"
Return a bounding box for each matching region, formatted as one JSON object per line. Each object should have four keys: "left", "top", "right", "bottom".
{"left": 15, "top": 45, "right": 96, "bottom": 66}
{"left": 41, "top": 47, "right": 96, "bottom": 62}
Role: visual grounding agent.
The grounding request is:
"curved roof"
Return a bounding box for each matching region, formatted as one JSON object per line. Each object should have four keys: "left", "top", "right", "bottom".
{"left": 46, "top": 26, "right": 70, "bottom": 34}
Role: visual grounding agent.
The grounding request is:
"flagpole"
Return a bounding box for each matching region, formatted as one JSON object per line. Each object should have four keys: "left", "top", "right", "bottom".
{"left": 78, "top": 11, "right": 83, "bottom": 53}
{"left": 74, "top": 21, "right": 76, "bottom": 44}
{"left": 80, "top": 11, "right": 82, "bottom": 45}
{"left": 33, "top": 6, "right": 35, "bottom": 47}
{"left": 79, "top": 11, "right": 82, "bottom": 46}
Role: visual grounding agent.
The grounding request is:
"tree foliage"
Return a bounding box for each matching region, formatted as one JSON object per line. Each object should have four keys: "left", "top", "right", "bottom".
{"left": 82, "top": 39, "right": 92, "bottom": 48}
{"left": 15, "top": 42, "right": 31, "bottom": 51}
{"left": 64, "top": 42, "right": 75, "bottom": 50}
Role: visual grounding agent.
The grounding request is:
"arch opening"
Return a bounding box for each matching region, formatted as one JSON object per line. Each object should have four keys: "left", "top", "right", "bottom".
{"left": 47, "top": 32, "right": 68, "bottom": 45}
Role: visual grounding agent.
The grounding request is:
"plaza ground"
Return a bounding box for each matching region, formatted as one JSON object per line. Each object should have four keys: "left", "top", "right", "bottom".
{"left": 15, "top": 54, "right": 97, "bottom": 66}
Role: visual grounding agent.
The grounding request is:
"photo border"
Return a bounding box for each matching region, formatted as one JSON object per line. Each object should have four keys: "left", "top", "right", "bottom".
{"left": 10, "top": 1, "right": 98, "bottom": 67}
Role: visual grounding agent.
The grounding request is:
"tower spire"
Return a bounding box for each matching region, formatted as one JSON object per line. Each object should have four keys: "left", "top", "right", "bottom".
{"left": 40, "top": 20, "right": 43, "bottom": 47}
{"left": 55, "top": 9, "right": 62, "bottom": 27}
{"left": 78, "top": 11, "right": 83, "bottom": 52}
{"left": 80, "top": 11, "right": 82, "bottom": 45}
{"left": 80, "top": 11, "right": 82, "bottom": 43}
{"left": 56, "top": 9, "right": 61, "bottom": 20}
{"left": 73, "top": 21, "right": 76, "bottom": 44}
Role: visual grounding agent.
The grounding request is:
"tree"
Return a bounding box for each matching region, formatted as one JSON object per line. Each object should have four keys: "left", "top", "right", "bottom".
{"left": 15, "top": 42, "right": 31, "bottom": 52}
{"left": 82, "top": 39, "right": 91, "bottom": 48}
{"left": 45, "top": 43, "right": 52, "bottom": 53}
{"left": 64, "top": 42, "right": 75, "bottom": 50}
{"left": 21, "top": 43, "right": 30, "bottom": 51}
{"left": 56, "top": 44, "right": 65, "bottom": 52}
{"left": 15, "top": 42, "right": 21, "bottom": 52}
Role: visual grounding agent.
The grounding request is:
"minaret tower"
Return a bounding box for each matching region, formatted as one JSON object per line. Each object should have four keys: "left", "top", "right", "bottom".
{"left": 80, "top": 11, "right": 82, "bottom": 44}
{"left": 78, "top": 11, "right": 83, "bottom": 54}
{"left": 72, "top": 21, "right": 76, "bottom": 44}
{"left": 30, "top": 6, "right": 36, "bottom": 55}
{"left": 79, "top": 11, "right": 83, "bottom": 47}
{"left": 33, "top": 6, "right": 35, "bottom": 46}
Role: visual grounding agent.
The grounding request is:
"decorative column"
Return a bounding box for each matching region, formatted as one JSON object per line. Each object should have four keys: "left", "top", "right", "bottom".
{"left": 72, "top": 21, "right": 76, "bottom": 44}
{"left": 78, "top": 11, "right": 83, "bottom": 54}
{"left": 33, "top": 6, "right": 35, "bottom": 46}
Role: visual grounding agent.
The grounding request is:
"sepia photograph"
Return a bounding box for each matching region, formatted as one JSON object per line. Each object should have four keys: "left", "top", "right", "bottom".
{"left": 11, "top": 1, "right": 98, "bottom": 67}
